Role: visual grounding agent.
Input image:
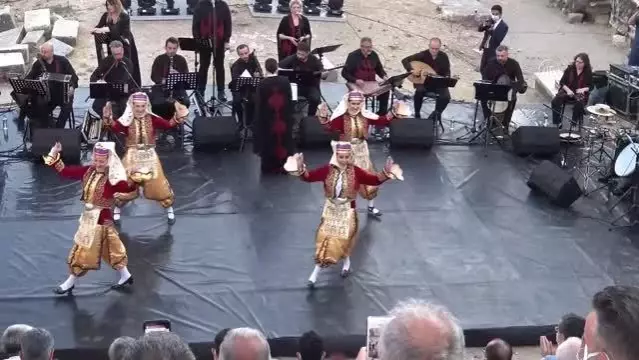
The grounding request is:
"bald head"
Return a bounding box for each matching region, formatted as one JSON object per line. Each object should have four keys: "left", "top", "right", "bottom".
{"left": 39, "top": 42, "right": 54, "bottom": 62}
{"left": 556, "top": 337, "right": 581, "bottom": 360}
{"left": 484, "top": 339, "right": 512, "bottom": 360}
{"left": 379, "top": 300, "right": 464, "bottom": 360}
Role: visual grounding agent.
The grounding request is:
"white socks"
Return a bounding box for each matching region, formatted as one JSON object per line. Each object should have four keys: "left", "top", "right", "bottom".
{"left": 308, "top": 265, "right": 321, "bottom": 284}
{"left": 368, "top": 200, "right": 375, "bottom": 208}
{"left": 342, "top": 257, "right": 351, "bottom": 273}
{"left": 113, "top": 207, "right": 121, "bottom": 221}
{"left": 118, "top": 267, "right": 132, "bottom": 285}
{"left": 167, "top": 206, "right": 174, "bottom": 220}
{"left": 59, "top": 275, "right": 77, "bottom": 290}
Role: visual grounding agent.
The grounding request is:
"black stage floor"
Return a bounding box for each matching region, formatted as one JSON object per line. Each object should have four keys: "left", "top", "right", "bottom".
{"left": 1, "top": 86, "right": 639, "bottom": 350}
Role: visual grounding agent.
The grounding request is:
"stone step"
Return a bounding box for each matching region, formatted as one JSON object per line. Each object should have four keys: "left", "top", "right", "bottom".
{"left": 534, "top": 69, "right": 563, "bottom": 99}
{"left": 0, "top": 52, "right": 25, "bottom": 79}
{"left": 51, "top": 19, "right": 79, "bottom": 46}
{"left": 0, "top": 43, "right": 28, "bottom": 62}
{"left": 0, "top": 26, "right": 24, "bottom": 46}
{"left": 24, "top": 8, "right": 51, "bottom": 33}
{"left": 20, "top": 30, "right": 45, "bottom": 55}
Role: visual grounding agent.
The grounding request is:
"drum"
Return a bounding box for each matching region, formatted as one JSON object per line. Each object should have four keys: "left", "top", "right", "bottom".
{"left": 614, "top": 136, "right": 639, "bottom": 177}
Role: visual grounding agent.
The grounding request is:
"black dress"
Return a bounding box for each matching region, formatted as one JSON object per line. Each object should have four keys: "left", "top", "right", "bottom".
{"left": 276, "top": 14, "right": 311, "bottom": 61}
{"left": 253, "top": 75, "right": 295, "bottom": 173}
{"left": 95, "top": 11, "right": 141, "bottom": 86}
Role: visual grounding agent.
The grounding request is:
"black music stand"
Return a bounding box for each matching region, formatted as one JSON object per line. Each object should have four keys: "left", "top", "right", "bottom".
{"left": 94, "top": 33, "right": 111, "bottom": 62}
{"left": 178, "top": 37, "right": 214, "bottom": 116}
{"left": 465, "top": 81, "right": 511, "bottom": 152}
{"left": 9, "top": 78, "right": 47, "bottom": 144}
{"left": 232, "top": 77, "right": 262, "bottom": 151}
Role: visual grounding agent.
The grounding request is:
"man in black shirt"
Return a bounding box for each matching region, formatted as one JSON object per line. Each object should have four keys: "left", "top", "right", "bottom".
{"left": 480, "top": 45, "right": 526, "bottom": 131}
{"left": 342, "top": 37, "right": 389, "bottom": 115}
{"left": 90, "top": 40, "right": 137, "bottom": 118}
{"left": 278, "top": 41, "right": 324, "bottom": 116}
{"left": 401, "top": 38, "right": 451, "bottom": 119}
{"left": 150, "top": 37, "right": 190, "bottom": 118}
{"left": 229, "top": 44, "right": 263, "bottom": 127}
{"left": 18, "top": 42, "right": 79, "bottom": 129}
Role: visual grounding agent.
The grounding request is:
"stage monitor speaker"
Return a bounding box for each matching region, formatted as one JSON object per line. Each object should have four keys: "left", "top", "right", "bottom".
{"left": 527, "top": 160, "right": 582, "bottom": 208}
{"left": 511, "top": 126, "right": 560, "bottom": 157}
{"left": 299, "top": 116, "right": 337, "bottom": 149}
{"left": 192, "top": 116, "right": 239, "bottom": 152}
{"left": 31, "top": 128, "right": 82, "bottom": 164}
{"left": 389, "top": 118, "right": 434, "bottom": 149}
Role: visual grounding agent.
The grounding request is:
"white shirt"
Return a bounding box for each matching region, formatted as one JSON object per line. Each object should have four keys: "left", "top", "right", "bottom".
{"left": 334, "top": 170, "right": 344, "bottom": 198}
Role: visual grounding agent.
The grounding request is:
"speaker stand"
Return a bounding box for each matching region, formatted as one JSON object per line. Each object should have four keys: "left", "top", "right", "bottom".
{"left": 238, "top": 98, "right": 251, "bottom": 152}
{"left": 466, "top": 101, "right": 505, "bottom": 156}
{"left": 608, "top": 184, "right": 639, "bottom": 229}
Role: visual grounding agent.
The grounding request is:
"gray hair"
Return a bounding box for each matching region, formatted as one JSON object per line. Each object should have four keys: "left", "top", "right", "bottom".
{"left": 40, "top": 42, "right": 53, "bottom": 52}
{"left": 379, "top": 299, "right": 464, "bottom": 360}
{"left": 20, "top": 328, "right": 54, "bottom": 360}
{"left": 1, "top": 324, "right": 33, "bottom": 354}
{"left": 129, "top": 332, "right": 195, "bottom": 360}
{"left": 555, "top": 337, "right": 581, "bottom": 360}
{"left": 219, "top": 328, "right": 270, "bottom": 360}
{"left": 496, "top": 45, "right": 508, "bottom": 52}
{"left": 108, "top": 336, "right": 136, "bottom": 360}
{"left": 109, "top": 40, "right": 123, "bottom": 49}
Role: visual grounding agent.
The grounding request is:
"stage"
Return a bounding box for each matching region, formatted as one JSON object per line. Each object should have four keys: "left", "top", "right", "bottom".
{"left": 0, "top": 86, "right": 638, "bottom": 356}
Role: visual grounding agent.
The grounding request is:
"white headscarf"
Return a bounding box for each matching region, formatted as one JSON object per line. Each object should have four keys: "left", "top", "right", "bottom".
{"left": 330, "top": 92, "right": 379, "bottom": 121}
{"left": 117, "top": 92, "right": 160, "bottom": 127}
{"left": 94, "top": 142, "right": 128, "bottom": 185}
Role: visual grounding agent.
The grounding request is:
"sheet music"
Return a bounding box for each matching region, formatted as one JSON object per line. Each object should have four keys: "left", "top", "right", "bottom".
{"left": 240, "top": 70, "right": 251, "bottom": 78}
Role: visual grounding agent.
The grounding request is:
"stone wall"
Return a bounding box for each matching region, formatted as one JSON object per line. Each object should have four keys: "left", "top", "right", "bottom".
{"left": 610, "top": 0, "right": 637, "bottom": 37}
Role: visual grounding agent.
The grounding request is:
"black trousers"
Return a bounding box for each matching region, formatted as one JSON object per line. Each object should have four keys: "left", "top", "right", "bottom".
{"left": 551, "top": 93, "right": 585, "bottom": 125}
{"left": 12, "top": 91, "right": 71, "bottom": 129}
{"left": 150, "top": 85, "right": 190, "bottom": 118}
{"left": 481, "top": 97, "right": 516, "bottom": 130}
{"left": 197, "top": 45, "right": 225, "bottom": 95}
{"left": 480, "top": 47, "right": 496, "bottom": 73}
{"left": 375, "top": 90, "right": 390, "bottom": 115}
{"left": 298, "top": 85, "right": 321, "bottom": 116}
{"left": 414, "top": 85, "right": 450, "bottom": 118}
{"left": 232, "top": 91, "right": 256, "bottom": 128}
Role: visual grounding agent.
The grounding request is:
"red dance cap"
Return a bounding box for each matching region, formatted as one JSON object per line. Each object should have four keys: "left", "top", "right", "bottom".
{"left": 94, "top": 146, "right": 109, "bottom": 157}
{"left": 348, "top": 91, "right": 364, "bottom": 101}
{"left": 131, "top": 92, "right": 148, "bottom": 103}
{"left": 335, "top": 142, "right": 352, "bottom": 153}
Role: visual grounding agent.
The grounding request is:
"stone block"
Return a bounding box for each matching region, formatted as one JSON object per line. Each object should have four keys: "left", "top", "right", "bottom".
{"left": 612, "top": 34, "right": 627, "bottom": 47}
{"left": 567, "top": 12, "right": 584, "bottom": 23}
{"left": 24, "top": 9, "right": 51, "bottom": 33}
{"left": 0, "top": 26, "right": 24, "bottom": 46}
{"left": 0, "top": 52, "right": 25, "bottom": 79}
{"left": 0, "top": 43, "right": 29, "bottom": 62}
{"left": 50, "top": 13, "right": 64, "bottom": 25}
{"left": 51, "top": 19, "right": 79, "bottom": 46}
{"left": 50, "top": 38, "right": 74, "bottom": 57}
{"left": 0, "top": 6, "right": 16, "bottom": 33}
{"left": 593, "top": 13, "right": 610, "bottom": 25}
{"left": 20, "top": 30, "right": 45, "bottom": 55}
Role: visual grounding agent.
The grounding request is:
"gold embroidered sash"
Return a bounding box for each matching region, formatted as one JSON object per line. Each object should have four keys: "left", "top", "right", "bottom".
{"left": 73, "top": 207, "right": 102, "bottom": 249}
{"left": 129, "top": 147, "right": 160, "bottom": 181}
{"left": 321, "top": 199, "right": 353, "bottom": 239}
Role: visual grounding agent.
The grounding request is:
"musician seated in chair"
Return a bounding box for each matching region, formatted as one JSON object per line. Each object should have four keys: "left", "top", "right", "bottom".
{"left": 550, "top": 53, "right": 593, "bottom": 128}
{"left": 90, "top": 40, "right": 137, "bottom": 120}
{"left": 481, "top": 45, "right": 526, "bottom": 133}
{"left": 342, "top": 37, "right": 389, "bottom": 115}
{"left": 150, "top": 37, "right": 190, "bottom": 119}
{"left": 401, "top": 37, "right": 451, "bottom": 120}
{"left": 16, "top": 42, "right": 78, "bottom": 129}
{"left": 278, "top": 41, "right": 324, "bottom": 116}
{"left": 230, "top": 44, "right": 263, "bottom": 130}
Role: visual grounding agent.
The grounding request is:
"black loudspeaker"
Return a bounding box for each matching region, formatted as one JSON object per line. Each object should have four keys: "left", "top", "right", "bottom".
{"left": 299, "top": 116, "right": 337, "bottom": 149}
{"left": 389, "top": 118, "right": 434, "bottom": 149}
{"left": 511, "top": 126, "right": 560, "bottom": 157}
{"left": 527, "top": 160, "right": 583, "bottom": 208}
{"left": 31, "top": 128, "right": 82, "bottom": 164}
{"left": 192, "top": 116, "right": 239, "bottom": 151}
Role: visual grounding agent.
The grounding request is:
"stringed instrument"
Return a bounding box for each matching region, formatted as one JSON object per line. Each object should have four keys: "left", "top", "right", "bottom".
{"left": 407, "top": 61, "right": 437, "bottom": 85}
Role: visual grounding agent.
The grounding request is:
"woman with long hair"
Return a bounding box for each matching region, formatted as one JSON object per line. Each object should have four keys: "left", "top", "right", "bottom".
{"left": 91, "top": 0, "right": 141, "bottom": 86}
{"left": 550, "top": 52, "right": 593, "bottom": 128}
{"left": 276, "top": 0, "right": 312, "bottom": 61}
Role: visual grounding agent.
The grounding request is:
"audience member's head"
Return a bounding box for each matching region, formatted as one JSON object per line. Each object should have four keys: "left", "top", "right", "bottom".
{"left": 379, "top": 299, "right": 464, "bottom": 360}
{"left": 555, "top": 337, "right": 581, "bottom": 360}
{"left": 264, "top": 58, "right": 278, "bottom": 74}
{"left": 1, "top": 325, "right": 33, "bottom": 355}
{"left": 108, "top": 336, "right": 136, "bottom": 360}
{"left": 19, "top": 329, "right": 54, "bottom": 360}
{"left": 484, "top": 339, "right": 512, "bottom": 360}
{"left": 129, "top": 332, "right": 195, "bottom": 360}
{"left": 219, "top": 328, "right": 270, "bottom": 360}
{"left": 296, "top": 331, "right": 325, "bottom": 360}
{"left": 556, "top": 313, "right": 585, "bottom": 345}
{"left": 212, "top": 328, "right": 231, "bottom": 360}
{"left": 584, "top": 285, "right": 639, "bottom": 360}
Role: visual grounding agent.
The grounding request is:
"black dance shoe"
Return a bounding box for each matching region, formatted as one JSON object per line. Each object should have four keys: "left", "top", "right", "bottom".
{"left": 111, "top": 276, "right": 134, "bottom": 290}
{"left": 53, "top": 285, "right": 74, "bottom": 295}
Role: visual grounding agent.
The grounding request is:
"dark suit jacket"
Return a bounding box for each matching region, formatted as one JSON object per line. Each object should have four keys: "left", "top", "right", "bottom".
{"left": 480, "top": 20, "right": 508, "bottom": 50}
